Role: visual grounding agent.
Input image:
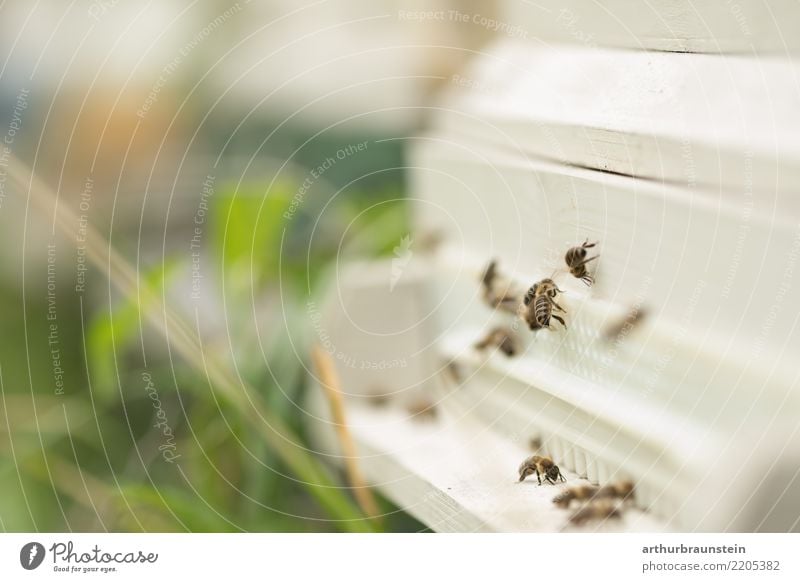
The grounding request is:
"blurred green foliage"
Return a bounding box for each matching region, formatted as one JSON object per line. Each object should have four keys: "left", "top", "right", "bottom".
{"left": 0, "top": 159, "right": 423, "bottom": 533}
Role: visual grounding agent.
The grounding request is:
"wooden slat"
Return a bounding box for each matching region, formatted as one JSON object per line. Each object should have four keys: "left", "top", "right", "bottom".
{"left": 410, "top": 137, "right": 800, "bottom": 365}
{"left": 434, "top": 41, "right": 800, "bottom": 196}
{"left": 505, "top": 0, "right": 800, "bottom": 54}
{"left": 308, "top": 396, "right": 667, "bottom": 532}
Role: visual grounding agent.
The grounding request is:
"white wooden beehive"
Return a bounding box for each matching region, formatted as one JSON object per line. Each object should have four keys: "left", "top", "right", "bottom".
{"left": 308, "top": 0, "right": 800, "bottom": 532}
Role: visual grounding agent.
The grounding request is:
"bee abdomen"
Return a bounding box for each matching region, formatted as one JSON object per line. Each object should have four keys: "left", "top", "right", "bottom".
{"left": 534, "top": 296, "right": 551, "bottom": 326}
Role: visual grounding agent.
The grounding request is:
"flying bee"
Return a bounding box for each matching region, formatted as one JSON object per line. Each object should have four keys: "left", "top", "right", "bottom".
{"left": 474, "top": 326, "right": 519, "bottom": 357}
{"left": 518, "top": 455, "right": 566, "bottom": 485}
{"left": 366, "top": 388, "right": 391, "bottom": 408}
{"left": 481, "top": 259, "right": 520, "bottom": 314}
{"left": 522, "top": 278, "right": 567, "bottom": 331}
{"left": 568, "top": 499, "right": 621, "bottom": 525}
{"left": 406, "top": 399, "right": 437, "bottom": 421}
{"left": 565, "top": 239, "right": 599, "bottom": 286}
{"left": 439, "top": 358, "right": 464, "bottom": 388}
{"left": 602, "top": 306, "right": 648, "bottom": 342}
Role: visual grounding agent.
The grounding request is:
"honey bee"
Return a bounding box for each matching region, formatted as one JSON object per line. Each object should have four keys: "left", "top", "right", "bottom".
{"left": 366, "top": 389, "right": 391, "bottom": 408}
{"left": 481, "top": 260, "right": 520, "bottom": 314}
{"left": 440, "top": 358, "right": 463, "bottom": 387}
{"left": 406, "top": 399, "right": 437, "bottom": 421}
{"left": 552, "top": 484, "right": 599, "bottom": 508}
{"left": 568, "top": 499, "right": 621, "bottom": 525}
{"left": 522, "top": 279, "right": 567, "bottom": 330}
{"left": 415, "top": 230, "right": 444, "bottom": 253}
{"left": 518, "top": 455, "right": 566, "bottom": 485}
{"left": 599, "top": 480, "right": 635, "bottom": 503}
{"left": 564, "top": 239, "right": 599, "bottom": 285}
{"left": 474, "top": 326, "right": 519, "bottom": 357}
{"left": 602, "top": 306, "right": 648, "bottom": 342}
{"left": 553, "top": 480, "right": 635, "bottom": 508}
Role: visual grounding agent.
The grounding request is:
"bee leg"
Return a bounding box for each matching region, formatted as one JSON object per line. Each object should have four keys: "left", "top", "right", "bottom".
{"left": 581, "top": 275, "right": 594, "bottom": 286}
{"left": 551, "top": 299, "right": 567, "bottom": 312}
{"left": 552, "top": 314, "right": 567, "bottom": 329}
{"left": 582, "top": 239, "right": 597, "bottom": 249}
{"left": 560, "top": 473, "right": 567, "bottom": 483}
{"left": 482, "top": 260, "right": 498, "bottom": 288}
{"left": 536, "top": 470, "right": 542, "bottom": 485}
{"left": 574, "top": 254, "right": 599, "bottom": 268}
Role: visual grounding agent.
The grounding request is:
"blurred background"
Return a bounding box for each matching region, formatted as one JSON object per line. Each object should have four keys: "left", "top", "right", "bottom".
{"left": 8, "top": 0, "right": 799, "bottom": 535}
{"left": 0, "top": 0, "right": 495, "bottom": 532}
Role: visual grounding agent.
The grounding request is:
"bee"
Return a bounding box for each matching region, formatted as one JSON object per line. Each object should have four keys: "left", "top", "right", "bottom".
{"left": 416, "top": 230, "right": 444, "bottom": 253}
{"left": 597, "top": 480, "right": 635, "bottom": 503}
{"left": 553, "top": 484, "right": 599, "bottom": 508}
{"left": 366, "top": 389, "right": 391, "bottom": 408}
{"left": 518, "top": 455, "right": 566, "bottom": 485}
{"left": 522, "top": 279, "right": 567, "bottom": 330}
{"left": 568, "top": 499, "right": 621, "bottom": 525}
{"left": 481, "top": 260, "right": 520, "bottom": 314}
{"left": 564, "top": 239, "right": 599, "bottom": 285}
{"left": 406, "top": 399, "right": 437, "bottom": 421}
{"left": 440, "top": 358, "right": 464, "bottom": 387}
{"left": 602, "top": 306, "right": 648, "bottom": 342}
{"left": 474, "top": 326, "right": 519, "bottom": 357}
{"left": 553, "top": 480, "right": 635, "bottom": 508}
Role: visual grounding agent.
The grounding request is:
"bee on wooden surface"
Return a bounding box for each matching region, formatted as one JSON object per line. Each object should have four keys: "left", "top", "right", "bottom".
{"left": 602, "top": 306, "right": 648, "bottom": 342}
{"left": 522, "top": 278, "right": 567, "bottom": 331}
{"left": 553, "top": 480, "right": 635, "bottom": 508}
{"left": 474, "top": 326, "right": 519, "bottom": 357}
{"left": 518, "top": 455, "right": 566, "bottom": 485}
{"left": 481, "top": 259, "right": 520, "bottom": 314}
{"left": 406, "top": 399, "right": 437, "bottom": 421}
{"left": 596, "top": 480, "right": 635, "bottom": 504}
{"left": 553, "top": 484, "right": 599, "bottom": 508}
{"left": 568, "top": 499, "right": 621, "bottom": 525}
{"left": 564, "top": 239, "right": 599, "bottom": 286}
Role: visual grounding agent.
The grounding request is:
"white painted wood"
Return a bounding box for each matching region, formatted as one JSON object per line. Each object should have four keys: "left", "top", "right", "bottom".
{"left": 308, "top": 395, "right": 667, "bottom": 532}
{"left": 307, "top": 7, "right": 800, "bottom": 532}
{"left": 307, "top": 257, "right": 800, "bottom": 531}
{"left": 410, "top": 138, "right": 800, "bottom": 370}
{"left": 504, "top": 0, "right": 800, "bottom": 54}
{"left": 434, "top": 41, "right": 800, "bottom": 196}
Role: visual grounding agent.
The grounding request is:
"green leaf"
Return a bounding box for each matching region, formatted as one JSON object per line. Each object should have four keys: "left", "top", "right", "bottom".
{"left": 212, "top": 182, "right": 294, "bottom": 295}
{"left": 86, "top": 259, "right": 179, "bottom": 402}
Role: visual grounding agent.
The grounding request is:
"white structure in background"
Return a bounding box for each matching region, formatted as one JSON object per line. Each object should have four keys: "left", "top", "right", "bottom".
{"left": 211, "top": 0, "right": 493, "bottom": 132}
{"left": 0, "top": 1, "right": 200, "bottom": 87}
{"left": 311, "top": 0, "right": 800, "bottom": 532}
